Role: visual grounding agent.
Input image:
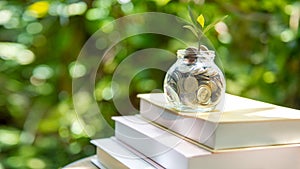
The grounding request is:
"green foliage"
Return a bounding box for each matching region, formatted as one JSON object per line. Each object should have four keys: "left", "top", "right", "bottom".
{"left": 184, "top": 5, "right": 228, "bottom": 50}
{"left": 0, "top": 0, "right": 299, "bottom": 168}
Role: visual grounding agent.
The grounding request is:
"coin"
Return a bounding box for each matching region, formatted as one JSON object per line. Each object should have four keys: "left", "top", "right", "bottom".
{"left": 177, "top": 78, "right": 185, "bottom": 93}
{"left": 209, "top": 81, "right": 217, "bottom": 93}
{"left": 197, "top": 74, "right": 210, "bottom": 81}
{"left": 197, "top": 85, "right": 211, "bottom": 105}
{"left": 183, "top": 76, "right": 198, "bottom": 92}
{"left": 181, "top": 92, "right": 197, "bottom": 106}
{"left": 171, "top": 70, "right": 182, "bottom": 82}
{"left": 215, "top": 78, "right": 223, "bottom": 89}
{"left": 207, "top": 70, "right": 218, "bottom": 77}
{"left": 193, "top": 68, "right": 208, "bottom": 75}
{"left": 185, "top": 47, "right": 198, "bottom": 55}
{"left": 199, "top": 45, "right": 208, "bottom": 51}
{"left": 199, "top": 45, "right": 211, "bottom": 55}
{"left": 211, "top": 92, "right": 220, "bottom": 103}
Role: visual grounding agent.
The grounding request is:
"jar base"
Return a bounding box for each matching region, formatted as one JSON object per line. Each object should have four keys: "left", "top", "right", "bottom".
{"left": 167, "top": 103, "right": 216, "bottom": 113}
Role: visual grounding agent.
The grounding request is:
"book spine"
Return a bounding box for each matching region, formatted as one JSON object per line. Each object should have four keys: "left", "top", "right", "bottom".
{"left": 111, "top": 137, "right": 165, "bottom": 169}
{"left": 91, "top": 137, "right": 159, "bottom": 169}
{"left": 114, "top": 116, "right": 191, "bottom": 169}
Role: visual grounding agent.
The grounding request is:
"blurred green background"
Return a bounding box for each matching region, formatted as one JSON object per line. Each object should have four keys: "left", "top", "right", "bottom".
{"left": 0, "top": 0, "right": 299, "bottom": 168}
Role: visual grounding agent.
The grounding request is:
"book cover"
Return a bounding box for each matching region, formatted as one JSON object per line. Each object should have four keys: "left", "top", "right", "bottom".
{"left": 138, "top": 93, "right": 300, "bottom": 150}
{"left": 91, "top": 137, "right": 163, "bottom": 169}
{"left": 113, "top": 115, "right": 300, "bottom": 169}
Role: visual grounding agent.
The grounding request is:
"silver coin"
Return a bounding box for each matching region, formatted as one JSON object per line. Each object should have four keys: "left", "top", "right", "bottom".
{"left": 199, "top": 45, "right": 209, "bottom": 51}
{"left": 181, "top": 92, "right": 197, "bottom": 106}
{"left": 209, "top": 81, "right": 218, "bottom": 93}
{"left": 205, "top": 70, "right": 215, "bottom": 77}
{"left": 211, "top": 71, "right": 218, "bottom": 77}
{"left": 196, "top": 74, "right": 210, "bottom": 83}
{"left": 193, "top": 69, "right": 208, "bottom": 75}
{"left": 215, "top": 78, "right": 223, "bottom": 89}
{"left": 167, "top": 75, "right": 175, "bottom": 84}
{"left": 183, "top": 76, "right": 198, "bottom": 92}
{"left": 211, "top": 92, "right": 221, "bottom": 103}
{"left": 177, "top": 78, "right": 185, "bottom": 93}
{"left": 197, "top": 85, "right": 211, "bottom": 105}
{"left": 197, "top": 74, "right": 210, "bottom": 81}
{"left": 171, "top": 70, "right": 181, "bottom": 82}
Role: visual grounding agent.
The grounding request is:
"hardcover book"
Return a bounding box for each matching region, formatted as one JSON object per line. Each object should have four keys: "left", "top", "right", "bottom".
{"left": 91, "top": 137, "right": 163, "bottom": 169}
{"left": 113, "top": 115, "right": 300, "bottom": 169}
{"left": 138, "top": 93, "right": 300, "bottom": 150}
{"left": 90, "top": 157, "right": 108, "bottom": 169}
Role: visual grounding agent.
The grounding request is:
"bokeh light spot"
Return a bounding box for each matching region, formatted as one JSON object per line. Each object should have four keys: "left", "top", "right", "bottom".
{"left": 26, "top": 22, "right": 43, "bottom": 34}
{"left": 59, "top": 127, "right": 70, "bottom": 138}
{"left": 137, "top": 79, "right": 157, "bottom": 92}
{"left": 102, "top": 87, "right": 114, "bottom": 100}
{"left": 0, "top": 10, "right": 13, "bottom": 25}
{"left": 86, "top": 8, "right": 109, "bottom": 21}
{"left": 35, "top": 83, "right": 53, "bottom": 95}
{"left": 71, "top": 121, "right": 84, "bottom": 135}
{"left": 69, "top": 142, "right": 82, "bottom": 154}
{"left": 96, "top": 37, "right": 108, "bottom": 50}
{"left": 280, "top": 29, "right": 295, "bottom": 42}
{"left": 67, "top": 2, "right": 87, "bottom": 16}
{"left": 121, "top": 2, "right": 134, "bottom": 14}
{"left": 215, "top": 21, "right": 228, "bottom": 34}
{"left": 284, "top": 5, "right": 293, "bottom": 15}
{"left": 0, "top": 129, "right": 19, "bottom": 145}
{"left": 118, "top": 0, "right": 131, "bottom": 4}
{"left": 17, "top": 33, "right": 33, "bottom": 45}
{"left": 6, "top": 156, "right": 24, "bottom": 168}
{"left": 0, "top": 43, "right": 35, "bottom": 65}
{"left": 17, "top": 50, "right": 35, "bottom": 65}
{"left": 8, "top": 94, "right": 29, "bottom": 108}
{"left": 69, "top": 62, "right": 86, "bottom": 78}
{"left": 33, "top": 65, "right": 53, "bottom": 80}
{"left": 101, "top": 20, "right": 115, "bottom": 33}
{"left": 27, "top": 158, "right": 46, "bottom": 169}
{"left": 263, "top": 71, "right": 276, "bottom": 83}
{"left": 218, "top": 32, "right": 232, "bottom": 44}
{"left": 30, "top": 76, "right": 45, "bottom": 86}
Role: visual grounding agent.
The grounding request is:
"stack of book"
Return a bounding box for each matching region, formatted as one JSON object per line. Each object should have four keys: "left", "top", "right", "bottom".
{"left": 91, "top": 93, "right": 300, "bottom": 169}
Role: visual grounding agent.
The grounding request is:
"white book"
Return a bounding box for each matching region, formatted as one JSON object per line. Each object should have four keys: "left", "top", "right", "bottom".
{"left": 90, "top": 157, "right": 108, "bottom": 169}
{"left": 91, "top": 137, "right": 164, "bottom": 169}
{"left": 113, "top": 115, "right": 300, "bottom": 169}
{"left": 138, "top": 93, "right": 300, "bottom": 150}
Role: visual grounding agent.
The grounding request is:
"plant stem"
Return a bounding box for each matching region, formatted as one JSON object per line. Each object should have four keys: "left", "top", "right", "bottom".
{"left": 197, "top": 33, "right": 202, "bottom": 51}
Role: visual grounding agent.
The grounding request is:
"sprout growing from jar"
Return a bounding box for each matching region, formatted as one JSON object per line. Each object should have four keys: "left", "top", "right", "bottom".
{"left": 184, "top": 6, "right": 228, "bottom": 52}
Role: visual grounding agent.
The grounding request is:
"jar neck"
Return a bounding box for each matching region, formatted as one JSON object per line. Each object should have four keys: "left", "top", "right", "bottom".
{"left": 177, "top": 49, "right": 215, "bottom": 64}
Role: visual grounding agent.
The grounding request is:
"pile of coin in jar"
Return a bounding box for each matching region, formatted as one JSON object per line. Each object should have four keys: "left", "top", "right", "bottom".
{"left": 164, "top": 46, "right": 224, "bottom": 112}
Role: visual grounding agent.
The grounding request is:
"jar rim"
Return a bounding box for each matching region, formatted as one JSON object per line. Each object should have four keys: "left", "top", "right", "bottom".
{"left": 177, "top": 49, "right": 215, "bottom": 59}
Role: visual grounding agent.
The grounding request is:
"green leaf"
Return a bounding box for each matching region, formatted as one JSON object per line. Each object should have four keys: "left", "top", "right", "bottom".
{"left": 183, "top": 25, "right": 198, "bottom": 37}
{"left": 197, "top": 14, "right": 205, "bottom": 28}
{"left": 188, "top": 5, "right": 198, "bottom": 29}
{"left": 203, "top": 15, "right": 228, "bottom": 34}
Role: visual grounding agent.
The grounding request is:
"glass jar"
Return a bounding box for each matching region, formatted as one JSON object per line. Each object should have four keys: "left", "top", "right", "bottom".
{"left": 164, "top": 47, "right": 225, "bottom": 112}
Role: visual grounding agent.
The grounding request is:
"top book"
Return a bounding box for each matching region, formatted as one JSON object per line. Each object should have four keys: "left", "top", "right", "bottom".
{"left": 138, "top": 93, "right": 300, "bottom": 150}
